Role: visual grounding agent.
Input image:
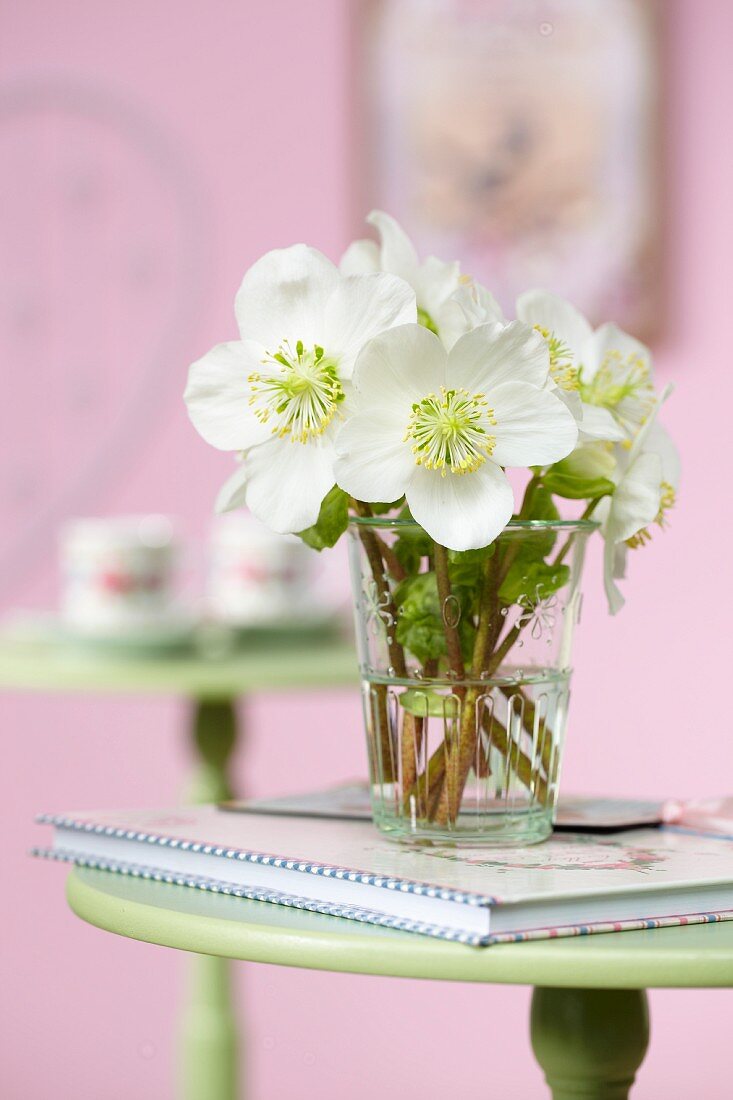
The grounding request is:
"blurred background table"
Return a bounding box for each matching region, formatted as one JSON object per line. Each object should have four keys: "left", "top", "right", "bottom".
{"left": 1, "top": 625, "right": 358, "bottom": 1100}
{"left": 67, "top": 866, "right": 733, "bottom": 1100}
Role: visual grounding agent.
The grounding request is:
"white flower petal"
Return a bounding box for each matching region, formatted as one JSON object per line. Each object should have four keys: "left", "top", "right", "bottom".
{"left": 594, "top": 495, "right": 611, "bottom": 528}
{"left": 578, "top": 403, "right": 625, "bottom": 442}
{"left": 185, "top": 341, "right": 272, "bottom": 451}
{"left": 406, "top": 462, "right": 514, "bottom": 551}
{"left": 627, "top": 383, "right": 673, "bottom": 462}
{"left": 215, "top": 461, "right": 249, "bottom": 513}
{"left": 339, "top": 239, "right": 380, "bottom": 275}
{"left": 242, "top": 436, "right": 337, "bottom": 533}
{"left": 438, "top": 282, "right": 505, "bottom": 351}
{"left": 604, "top": 537, "right": 627, "bottom": 615}
{"left": 644, "top": 421, "right": 681, "bottom": 488}
{"left": 490, "top": 382, "right": 578, "bottom": 467}
{"left": 367, "top": 210, "right": 420, "bottom": 284}
{"left": 437, "top": 300, "right": 472, "bottom": 352}
{"left": 324, "top": 273, "right": 417, "bottom": 379}
{"left": 417, "top": 255, "right": 461, "bottom": 317}
{"left": 516, "top": 290, "right": 592, "bottom": 361}
{"left": 234, "top": 244, "right": 339, "bottom": 349}
{"left": 606, "top": 452, "right": 662, "bottom": 544}
{"left": 448, "top": 321, "right": 550, "bottom": 394}
{"left": 581, "top": 322, "right": 651, "bottom": 384}
{"left": 334, "top": 412, "right": 414, "bottom": 502}
{"left": 351, "top": 323, "right": 446, "bottom": 407}
{"left": 557, "top": 388, "right": 584, "bottom": 422}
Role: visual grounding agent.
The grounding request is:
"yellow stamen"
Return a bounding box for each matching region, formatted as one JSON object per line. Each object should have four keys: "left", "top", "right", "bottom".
{"left": 533, "top": 325, "right": 579, "bottom": 392}
{"left": 626, "top": 480, "right": 676, "bottom": 550}
{"left": 580, "top": 348, "right": 655, "bottom": 435}
{"left": 405, "top": 386, "right": 497, "bottom": 477}
{"left": 248, "top": 339, "right": 343, "bottom": 444}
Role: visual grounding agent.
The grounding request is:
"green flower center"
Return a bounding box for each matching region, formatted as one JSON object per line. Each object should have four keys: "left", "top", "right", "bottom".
{"left": 406, "top": 386, "right": 497, "bottom": 476}
{"left": 580, "top": 349, "right": 655, "bottom": 425}
{"left": 533, "top": 325, "right": 579, "bottom": 392}
{"left": 417, "top": 306, "right": 439, "bottom": 335}
{"left": 248, "top": 340, "right": 343, "bottom": 443}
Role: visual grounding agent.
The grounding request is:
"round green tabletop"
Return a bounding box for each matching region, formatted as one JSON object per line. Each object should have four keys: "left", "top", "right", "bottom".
{"left": 67, "top": 866, "right": 733, "bottom": 989}
{"left": 0, "top": 629, "right": 358, "bottom": 697}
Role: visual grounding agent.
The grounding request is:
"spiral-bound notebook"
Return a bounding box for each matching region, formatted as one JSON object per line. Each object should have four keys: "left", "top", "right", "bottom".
{"left": 34, "top": 805, "right": 733, "bottom": 946}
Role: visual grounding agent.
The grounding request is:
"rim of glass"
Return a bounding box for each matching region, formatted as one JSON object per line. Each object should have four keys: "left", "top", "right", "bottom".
{"left": 349, "top": 516, "right": 600, "bottom": 532}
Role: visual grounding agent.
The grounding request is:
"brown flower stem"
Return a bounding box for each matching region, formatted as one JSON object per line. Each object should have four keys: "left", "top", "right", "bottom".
{"left": 433, "top": 554, "right": 499, "bottom": 824}
{"left": 485, "top": 709, "right": 549, "bottom": 806}
{"left": 365, "top": 683, "right": 394, "bottom": 785}
{"left": 423, "top": 541, "right": 470, "bottom": 822}
{"left": 484, "top": 550, "right": 510, "bottom": 658}
{"left": 402, "top": 691, "right": 552, "bottom": 818}
{"left": 485, "top": 624, "right": 521, "bottom": 677}
{"left": 373, "top": 531, "right": 407, "bottom": 582}
{"left": 497, "top": 685, "right": 554, "bottom": 801}
{"left": 352, "top": 501, "right": 406, "bottom": 678}
{"left": 433, "top": 543, "right": 466, "bottom": 683}
{"left": 409, "top": 698, "right": 550, "bottom": 817}
{"left": 351, "top": 500, "right": 409, "bottom": 785}
{"left": 400, "top": 712, "right": 421, "bottom": 808}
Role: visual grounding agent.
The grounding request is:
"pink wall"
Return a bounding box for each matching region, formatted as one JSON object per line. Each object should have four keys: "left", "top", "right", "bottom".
{"left": 2, "top": 2, "right": 732, "bottom": 1097}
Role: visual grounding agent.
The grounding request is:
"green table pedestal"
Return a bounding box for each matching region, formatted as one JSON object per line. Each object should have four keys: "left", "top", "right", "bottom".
{"left": 531, "top": 988, "right": 649, "bottom": 1099}
{"left": 66, "top": 868, "right": 733, "bottom": 1099}
{"left": 181, "top": 699, "right": 239, "bottom": 1100}
{"left": 180, "top": 946, "right": 238, "bottom": 1100}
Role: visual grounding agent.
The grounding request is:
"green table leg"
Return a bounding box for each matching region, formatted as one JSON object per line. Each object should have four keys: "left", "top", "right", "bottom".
{"left": 179, "top": 699, "right": 240, "bottom": 1100}
{"left": 530, "top": 987, "right": 650, "bottom": 1099}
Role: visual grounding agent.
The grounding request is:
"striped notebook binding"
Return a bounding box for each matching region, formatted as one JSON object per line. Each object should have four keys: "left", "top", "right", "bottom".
{"left": 34, "top": 804, "right": 733, "bottom": 947}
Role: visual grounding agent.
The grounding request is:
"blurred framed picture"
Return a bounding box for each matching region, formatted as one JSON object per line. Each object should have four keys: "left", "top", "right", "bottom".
{"left": 359, "top": 0, "right": 663, "bottom": 338}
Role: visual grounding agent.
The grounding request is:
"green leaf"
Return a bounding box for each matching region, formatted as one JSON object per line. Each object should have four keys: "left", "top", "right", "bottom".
{"left": 444, "top": 544, "right": 494, "bottom": 596}
{"left": 393, "top": 573, "right": 446, "bottom": 664}
{"left": 393, "top": 572, "right": 475, "bottom": 665}
{"left": 507, "top": 485, "right": 561, "bottom": 558}
{"left": 393, "top": 525, "right": 432, "bottom": 575}
{"left": 447, "top": 545, "right": 495, "bottom": 565}
{"left": 399, "top": 688, "right": 460, "bottom": 718}
{"left": 542, "top": 472, "right": 615, "bottom": 500}
{"left": 296, "top": 486, "right": 349, "bottom": 551}
{"left": 499, "top": 559, "right": 571, "bottom": 605}
{"left": 447, "top": 559, "right": 482, "bottom": 594}
{"left": 369, "top": 499, "right": 404, "bottom": 515}
{"left": 528, "top": 484, "right": 561, "bottom": 522}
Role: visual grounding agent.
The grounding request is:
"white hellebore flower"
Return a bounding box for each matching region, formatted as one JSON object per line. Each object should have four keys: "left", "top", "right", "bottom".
{"left": 334, "top": 322, "right": 578, "bottom": 551}
{"left": 184, "top": 245, "right": 416, "bottom": 534}
{"left": 340, "top": 211, "right": 461, "bottom": 343}
{"left": 516, "top": 291, "right": 626, "bottom": 444}
{"left": 596, "top": 386, "right": 679, "bottom": 614}
{"left": 580, "top": 321, "right": 658, "bottom": 440}
{"left": 438, "top": 278, "right": 505, "bottom": 352}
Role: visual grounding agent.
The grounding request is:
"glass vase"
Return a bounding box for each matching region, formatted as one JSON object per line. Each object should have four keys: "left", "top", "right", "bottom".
{"left": 347, "top": 516, "right": 596, "bottom": 846}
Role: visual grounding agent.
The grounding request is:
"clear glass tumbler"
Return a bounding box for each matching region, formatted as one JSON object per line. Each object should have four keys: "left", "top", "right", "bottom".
{"left": 347, "top": 517, "right": 596, "bottom": 845}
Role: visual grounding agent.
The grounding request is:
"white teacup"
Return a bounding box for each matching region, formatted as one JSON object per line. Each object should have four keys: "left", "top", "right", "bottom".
{"left": 60, "top": 515, "right": 180, "bottom": 635}
{"left": 207, "top": 512, "right": 320, "bottom": 627}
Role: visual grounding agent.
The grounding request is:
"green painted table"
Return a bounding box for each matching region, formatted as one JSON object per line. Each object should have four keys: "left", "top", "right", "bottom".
{"left": 67, "top": 866, "right": 733, "bottom": 1100}
{"left": 1, "top": 628, "right": 357, "bottom": 1100}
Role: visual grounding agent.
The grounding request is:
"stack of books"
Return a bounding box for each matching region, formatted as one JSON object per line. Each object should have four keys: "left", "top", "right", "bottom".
{"left": 34, "top": 788, "right": 733, "bottom": 947}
